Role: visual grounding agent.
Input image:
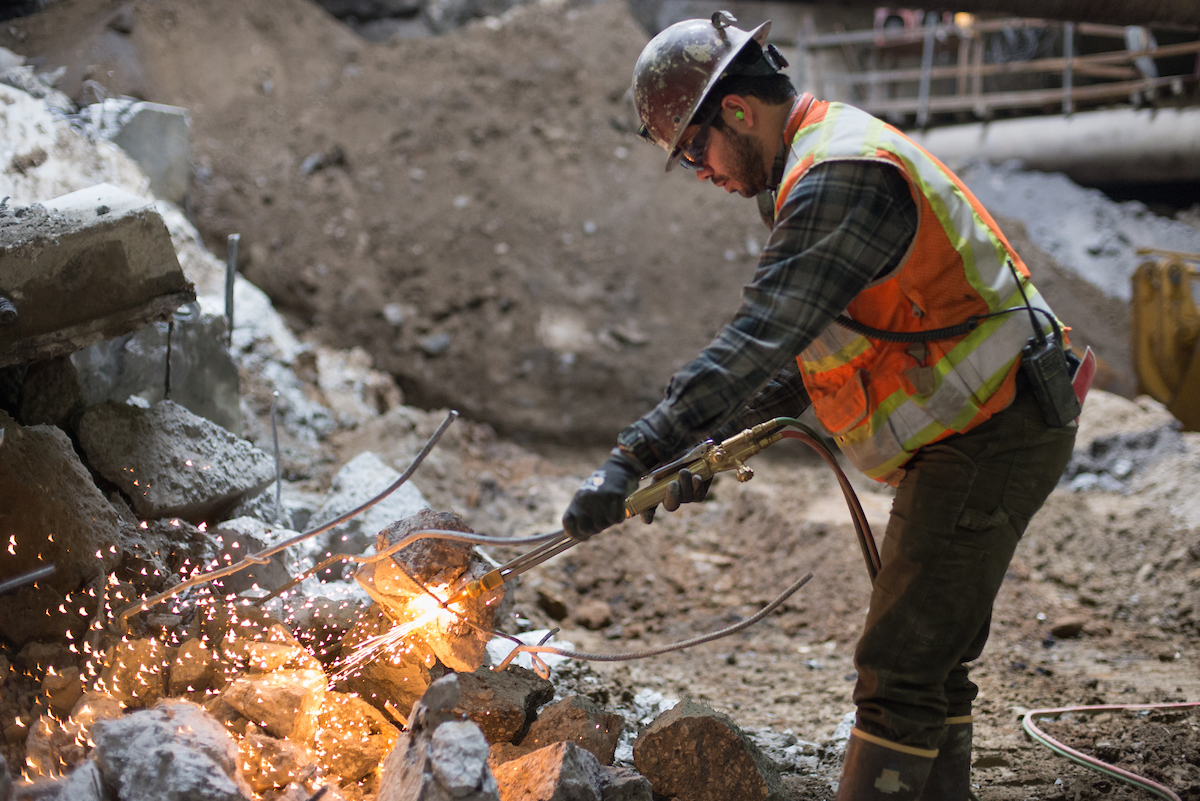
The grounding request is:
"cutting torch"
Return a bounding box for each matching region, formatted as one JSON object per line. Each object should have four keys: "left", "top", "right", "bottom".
{"left": 443, "top": 420, "right": 788, "bottom": 605}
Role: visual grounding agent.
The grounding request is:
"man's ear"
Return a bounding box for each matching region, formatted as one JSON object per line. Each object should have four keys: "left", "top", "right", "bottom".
{"left": 721, "top": 95, "right": 752, "bottom": 127}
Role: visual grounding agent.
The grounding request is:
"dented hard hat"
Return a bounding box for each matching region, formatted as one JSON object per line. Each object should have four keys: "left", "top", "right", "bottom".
{"left": 632, "top": 11, "right": 775, "bottom": 171}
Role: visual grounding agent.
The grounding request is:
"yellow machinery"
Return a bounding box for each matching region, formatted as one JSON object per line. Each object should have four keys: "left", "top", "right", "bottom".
{"left": 1131, "top": 248, "right": 1200, "bottom": 430}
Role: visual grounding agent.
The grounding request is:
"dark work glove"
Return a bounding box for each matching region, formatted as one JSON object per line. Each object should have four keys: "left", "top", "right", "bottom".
{"left": 562, "top": 453, "right": 642, "bottom": 541}
{"left": 640, "top": 468, "right": 712, "bottom": 523}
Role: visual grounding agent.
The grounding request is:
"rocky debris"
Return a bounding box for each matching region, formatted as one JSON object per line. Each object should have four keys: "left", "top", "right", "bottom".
{"left": 98, "top": 637, "right": 170, "bottom": 709}
{"left": 633, "top": 699, "right": 787, "bottom": 801}
{"left": 79, "top": 98, "right": 191, "bottom": 204}
{"left": 0, "top": 183, "right": 194, "bottom": 368}
{"left": 517, "top": 695, "right": 625, "bottom": 766}
{"left": 453, "top": 665, "right": 555, "bottom": 745}
{"left": 335, "top": 603, "right": 435, "bottom": 720}
{"left": 0, "top": 409, "right": 122, "bottom": 600}
{"left": 169, "top": 638, "right": 219, "bottom": 695}
{"left": 315, "top": 691, "right": 401, "bottom": 784}
{"left": 41, "top": 664, "right": 83, "bottom": 718}
{"left": 288, "top": 596, "right": 369, "bottom": 665}
{"left": 309, "top": 451, "right": 428, "bottom": 580}
{"left": 534, "top": 586, "right": 569, "bottom": 621}
{"left": 960, "top": 162, "right": 1200, "bottom": 302}
{"left": 597, "top": 765, "right": 653, "bottom": 801}
{"left": 1062, "top": 423, "right": 1185, "bottom": 492}
{"left": 492, "top": 741, "right": 604, "bottom": 801}
{"left": 17, "top": 355, "right": 84, "bottom": 430}
{"left": 77, "top": 399, "right": 275, "bottom": 522}
{"left": 238, "top": 723, "right": 317, "bottom": 793}
{"left": 54, "top": 760, "right": 107, "bottom": 800}
{"left": 378, "top": 674, "right": 500, "bottom": 801}
{"left": 72, "top": 305, "right": 241, "bottom": 435}
{"left": 204, "top": 523, "right": 295, "bottom": 596}
{"left": 221, "top": 669, "right": 326, "bottom": 742}
{"left": 357, "top": 510, "right": 502, "bottom": 673}
{"left": 91, "top": 701, "right": 252, "bottom": 801}
{"left": 572, "top": 599, "right": 614, "bottom": 631}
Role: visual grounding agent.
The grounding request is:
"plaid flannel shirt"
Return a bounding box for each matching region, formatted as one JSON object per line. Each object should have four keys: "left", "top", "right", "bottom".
{"left": 625, "top": 154, "right": 920, "bottom": 468}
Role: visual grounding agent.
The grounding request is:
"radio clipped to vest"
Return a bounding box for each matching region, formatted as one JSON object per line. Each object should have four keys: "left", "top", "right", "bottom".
{"left": 1008, "top": 261, "right": 1081, "bottom": 428}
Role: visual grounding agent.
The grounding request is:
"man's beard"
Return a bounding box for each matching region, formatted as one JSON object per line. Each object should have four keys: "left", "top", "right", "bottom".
{"left": 720, "top": 125, "right": 768, "bottom": 197}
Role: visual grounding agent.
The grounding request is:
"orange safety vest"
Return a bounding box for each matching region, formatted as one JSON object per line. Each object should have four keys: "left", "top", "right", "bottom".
{"left": 778, "top": 99, "right": 1061, "bottom": 484}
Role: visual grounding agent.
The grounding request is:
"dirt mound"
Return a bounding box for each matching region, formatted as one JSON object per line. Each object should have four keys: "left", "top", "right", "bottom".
{"left": 6, "top": 0, "right": 766, "bottom": 444}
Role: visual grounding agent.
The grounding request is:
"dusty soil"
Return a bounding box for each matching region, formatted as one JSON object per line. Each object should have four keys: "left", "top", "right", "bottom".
{"left": 5, "top": 0, "right": 1135, "bottom": 446}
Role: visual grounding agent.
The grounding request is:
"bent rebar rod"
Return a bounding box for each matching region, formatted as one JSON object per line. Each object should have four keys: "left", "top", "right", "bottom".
{"left": 115, "top": 410, "right": 461, "bottom": 630}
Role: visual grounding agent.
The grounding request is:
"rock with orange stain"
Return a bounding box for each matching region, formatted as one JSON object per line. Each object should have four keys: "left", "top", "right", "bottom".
{"left": 516, "top": 696, "right": 625, "bottom": 766}
{"left": 315, "top": 691, "right": 400, "bottom": 783}
{"left": 99, "top": 637, "right": 170, "bottom": 709}
{"left": 491, "top": 741, "right": 603, "bottom": 801}
{"left": 221, "top": 669, "right": 326, "bottom": 744}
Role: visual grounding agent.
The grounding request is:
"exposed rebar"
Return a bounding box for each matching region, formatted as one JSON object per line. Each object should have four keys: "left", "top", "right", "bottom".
{"left": 225, "top": 233, "right": 239, "bottom": 348}
{"left": 0, "top": 564, "right": 56, "bottom": 596}
{"left": 270, "top": 391, "right": 282, "bottom": 524}
{"left": 114, "top": 410, "right": 460, "bottom": 630}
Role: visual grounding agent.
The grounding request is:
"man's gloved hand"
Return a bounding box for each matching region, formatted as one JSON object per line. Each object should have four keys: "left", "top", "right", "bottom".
{"left": 641, "top": 468, "right": 712, "bottom": 523}
{"left": 562, "top": 453, "right": 642, "bottom": 541}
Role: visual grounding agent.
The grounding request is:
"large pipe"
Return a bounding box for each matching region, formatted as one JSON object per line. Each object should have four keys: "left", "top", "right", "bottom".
{"left": 824, "top": 0, "right": 1199, "bottom": 30}
{"left": 909, "top": 105, "right": 1200, "bottom": 184}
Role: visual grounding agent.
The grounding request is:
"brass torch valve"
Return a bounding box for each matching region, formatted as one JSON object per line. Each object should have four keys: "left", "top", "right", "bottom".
{"left": 623, "top": 421, "right": 785, "bottom": 520}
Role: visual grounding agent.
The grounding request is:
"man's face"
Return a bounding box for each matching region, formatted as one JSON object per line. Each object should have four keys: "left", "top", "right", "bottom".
{"left": 678, "top": 118, "right": 768, "bottom": 198}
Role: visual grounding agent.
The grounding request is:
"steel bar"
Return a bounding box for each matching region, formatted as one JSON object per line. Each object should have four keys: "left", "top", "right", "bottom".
{"left": 1063, "top": 21, "right": 1075, "bottom": 115}
{"left": 225, "top": 233, "right": 239, "bottom": 348}
{"left": 0, "top": 564, "right": 56, "bottom": 595}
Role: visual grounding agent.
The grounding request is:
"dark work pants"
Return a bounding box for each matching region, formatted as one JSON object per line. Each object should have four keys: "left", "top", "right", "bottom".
{"left": 851, "top": 385, "right": 1077, "bottom": 750}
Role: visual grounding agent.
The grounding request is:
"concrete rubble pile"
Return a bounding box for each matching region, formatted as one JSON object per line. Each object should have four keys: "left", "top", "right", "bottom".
{"left": 0, "top": 70, "right": 814, "bottom": 801}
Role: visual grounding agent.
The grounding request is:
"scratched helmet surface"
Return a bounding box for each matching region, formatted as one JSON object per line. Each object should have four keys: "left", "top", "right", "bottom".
{"left": 632, "top": 12, "right": 771, "bottom": 171}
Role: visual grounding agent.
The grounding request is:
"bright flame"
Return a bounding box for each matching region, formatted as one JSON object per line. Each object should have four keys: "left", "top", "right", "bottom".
{"left": 332, "top": 587, "right": 459, "bottom": 681}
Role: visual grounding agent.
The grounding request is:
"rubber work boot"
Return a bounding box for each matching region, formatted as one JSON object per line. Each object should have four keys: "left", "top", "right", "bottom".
{"left": 835, "top": 728, "right": 936, "bottom": 801}
{"left": 918, "top": 718, "right": 973, "bottom": 800}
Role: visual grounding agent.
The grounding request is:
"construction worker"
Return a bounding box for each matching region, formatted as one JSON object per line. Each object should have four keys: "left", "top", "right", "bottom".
{"left": 561, "top": 12, "right": 1081, "bottom": 801}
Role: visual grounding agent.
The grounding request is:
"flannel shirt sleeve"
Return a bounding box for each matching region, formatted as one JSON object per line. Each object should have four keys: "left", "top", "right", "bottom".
{"left": 625, "top": 159, "right": 919, "bottom": 466}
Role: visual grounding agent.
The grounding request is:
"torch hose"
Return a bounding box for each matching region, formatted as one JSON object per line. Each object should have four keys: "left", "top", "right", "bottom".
{"left": 494, "top": 571, "right": 813, "bottom": 673}
{"left": 1022, "top": 702, "right": 1200, "bottom": 801}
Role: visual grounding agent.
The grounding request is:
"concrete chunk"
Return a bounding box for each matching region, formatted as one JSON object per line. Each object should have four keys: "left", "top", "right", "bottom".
{"left": 77, "top": 399, "right": 275, "bottom": 522}
{"left": 0, "top": 409, "right": 121, "bottom": 601}
{"left": 0, "top": 184, "right": 194, "bottom": 368}
{"left": 315, "top": 692, "right": 400, "bottom": 783}
{"left": 102, "top": 101, "right": 191, "bottom": 204}
{"left": 221, "top": 669, "right": 326, "bottom": 743}
{"left": 633, "top": 698, "right": 786, "bottom": 801}
{"left": 598, "top": 766, "right": 652, "bottom": 801}
{"left": 92, "top": 701, "right": 252, "bottom": 801}
{"left": 519, "top": 696, "right": 624, "bottom": 766}
{"left": 492, "top": 741, "right": 603, "bottom": 801}
{"left": 453, "top": 665, "right": 555, "bottom": 745}
{"left": 72, "top": 307, "right": 241, "bottom": 434}
{"left": 379, "top": 677, "right": 500, "bottom": 801}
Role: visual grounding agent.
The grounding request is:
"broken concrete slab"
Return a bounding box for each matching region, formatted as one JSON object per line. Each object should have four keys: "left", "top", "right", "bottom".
{"left": 0, "top": 409, "right": 122, "bottom": 597}
{"left": 316, "top": 692, "right": 401, "bottom": 783}
{"left": 454, "top": 665, "right": 555, "bottom": 745}
{"left": 72, "top": 305, "right": 241, "bottom": 434}
{"left": 356, "top": 510, "right": 502, "bottom": 673}
{"left": 92, "top": 701, "right": 252, "bottom": 801}
{"left": 598, "top": 766, "right": 652, "bottom": 801}
{"left": 90, "top": 99, "right": 191, "bottom": 204}
{"left": 53, "top": 760, "right": 107, "bottom": 801}
{"left": 98, "top": 637, "right": 170, "bottom": 709}
{"left": 169, "top": 638, "right": 219, "bottom": 695}
{"left": 17, "top": 355, "right": 84, "bottom": 430}
{"left": 0, "top": 183, "right": 194, "bottom": 368}
{"left": 77, "top": 399, "right": 275, "bottom": 522}
{"left": 221, "top": 669, "right": 326, "bottom": 743}
{"left": 204, "top": 523, "right": 294, "bottom": 596}
{"left": 310, "top": 451, "right": 428, "bottom": 579}
{"left": 633, "top": 698, "right": 786, "bottom": 801}
{"left": 492, "top": 741, "right": 603, "bottom": 801}
{"left": 378, "top": 675, "right": 500, "bottom": 801}
{"left": 519, "top": 695, "right": 624, "bottom": 765}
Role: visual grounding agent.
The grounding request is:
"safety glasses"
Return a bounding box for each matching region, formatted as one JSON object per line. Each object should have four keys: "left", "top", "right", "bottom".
{"left": 677, "top": 122, "right": 713, "bottom": 171}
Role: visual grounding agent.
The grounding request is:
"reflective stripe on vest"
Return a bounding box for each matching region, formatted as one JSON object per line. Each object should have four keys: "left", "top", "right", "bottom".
{"left": 779, "top": 101, "right": 1060, "bottom": 483}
